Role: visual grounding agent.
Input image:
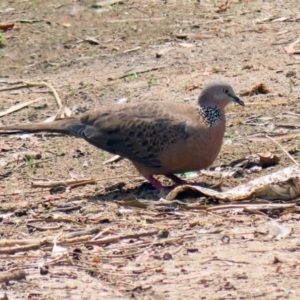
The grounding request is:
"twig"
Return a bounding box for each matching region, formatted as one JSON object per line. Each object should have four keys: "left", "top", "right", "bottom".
{"left": 86, "top": 230, "right": 159, "bottom": 246}
{"left": 31, "top": 178, "right": 96, "bottom": 188}
{"left": 22, "top": 81, "right": 62, "bottom": 108}
{"left": 0, "top": 97, "right": 45, "bottom": 117}
{"left": 266, "top": 135, "right": 300, "bottom": 166}
{"left": 123, "top": 47, "right": 141, "bottom": 54}
{"left": 0, "top": 189, "right": 46, "bottom": 197}
{"left": 103, "top": 154, "right": 123, "bottom": 164}
{"left": 199, "top": 256, "right": 250, "bottom": 265}
{"left": 248, "top": 131, "right": 300, "bottom": 142}
{"left": 109, "top": 65, "right": 167, "bottom": 80}
{"left": 16, "top": 19, "right": 44, "bottom": 23}
{"left": 0, "top": 270, "right": 26, "bottom": 283}
{"left": 207, "top": 203, "right": 295, "bottom": 211}
{"left": 284, "top": 112, "right": 300, "bottom": 118}
{"left": 94, "top": 175, "right": 142, "bottom": 181}
{"left": 26, "top": 224, "right": 62, "bottom": 231}
{"left": 170, "top": 245, "right": 184, "bottom": 255}
{"left": 104, "top": 17, "right": 165, "bottom": 23}
{"left": 0, "top": 84, "right": 28, "bottom": 92}
{"left": 0, "top": 239, "right": 41, "bottom": 247}
{"left": 0, "top": 243, "right": 41, "bottom": 254}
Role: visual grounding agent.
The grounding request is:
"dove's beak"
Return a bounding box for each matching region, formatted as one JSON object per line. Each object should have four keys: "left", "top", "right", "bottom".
{"left": 230, "top": 94, "right": 244, "bottom": 106}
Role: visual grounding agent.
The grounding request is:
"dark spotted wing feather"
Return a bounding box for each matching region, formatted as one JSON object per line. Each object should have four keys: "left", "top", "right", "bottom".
{"left": 67, "top": 103, "right": 190, "bottom": 168}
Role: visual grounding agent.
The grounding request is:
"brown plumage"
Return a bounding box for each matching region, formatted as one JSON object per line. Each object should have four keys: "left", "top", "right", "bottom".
{"left": 0, "top": 81, "right": 244, "bottom": 190}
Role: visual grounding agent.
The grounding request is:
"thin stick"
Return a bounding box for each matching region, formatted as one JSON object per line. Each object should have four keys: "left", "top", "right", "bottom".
{"left": 94, "top": 175, "right": 142, "bottom": 182}
{"left": 266, "top": 134, "right": 300, "bottom": 166}
{"left": 0, "top": 270, "right": 26, "bottom": 283}
{"left": 22, "top": 81, "right": 62, "bottom": 108}
{"left": 0, "top": 84, "right": 28, "bottom": 92}
{"left": 0, "top": 97, "right": 45, "bottom": 117}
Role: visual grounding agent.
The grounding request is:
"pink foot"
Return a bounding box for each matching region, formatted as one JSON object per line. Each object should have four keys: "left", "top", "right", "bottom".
{"left": 144, "top": 175, "right": 165, "bottom": 190}
{"left": 144, "top": 174, "right": 204, "bottom": 192}
{"left": 144, "top": 175, "right": 176, "bottom": 192}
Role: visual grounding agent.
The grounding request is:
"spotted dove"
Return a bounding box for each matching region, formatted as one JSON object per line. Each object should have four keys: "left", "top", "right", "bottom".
{"left": 0, "top": 81, "right": 244, "bottom": 190}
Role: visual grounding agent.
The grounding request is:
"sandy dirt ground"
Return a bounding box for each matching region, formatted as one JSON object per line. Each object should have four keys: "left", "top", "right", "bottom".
{"left": 1, "top": 0, "right": 300, "bottom": 299}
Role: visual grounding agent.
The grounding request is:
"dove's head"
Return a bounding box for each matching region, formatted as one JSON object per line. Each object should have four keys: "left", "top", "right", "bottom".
{"left": 198, "top": 81, "right": 244, "bottom": 109}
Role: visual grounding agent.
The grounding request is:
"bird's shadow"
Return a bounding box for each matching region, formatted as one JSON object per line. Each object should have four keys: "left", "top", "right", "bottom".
{"left": 86, "top": 182, "right": 161, "bottom": 202}
{"left": 49, "top": 180, "right": 216, "bottom": 205}
{"left": 78, "top": 182, "right": 214, "bottom": 204}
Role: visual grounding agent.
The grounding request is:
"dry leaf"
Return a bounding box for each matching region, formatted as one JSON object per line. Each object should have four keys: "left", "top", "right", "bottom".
{"left": 240, "top": 83, "right": 270, "bottom": 96}
{"left": 215, "top": 1, "right": 230, "bottom": 13}
{"left": 257, "top": 151, "right": 280, "bottom": 167}
{"left": 186, "top": 84, "right": 200, "bottom": 92}
{"left": 179, "top": 42, "right": 195, "bottom": 48}
{"left": 61, "top": 106, "right": 72, "bottom": 118}
{"left": 52, "top": 234, "right": 68, "bottom": 257}
{"left": 166, "top": 165, "right": 300, "bottom": 201}
{"left": 0, "top": 22, "right": 14, "bottom": 32}
{"left": 92, "top": 256, "right": 101, "bottom": 263}
{"left": 83, "top": 37, "right": 100, "bottom": 45}
{"left": 229, "top": 151, "right": 279, "bottom": 169}
{"left": 270, "top": 221, "right": 291, "bottom": 240}
{"left": 272, "top": 17, "right": 289, "bottom": 22}
{"left": 117, "top": 97, "right": 127, "bottom": 104}
{"left": 284, "top": 38, "right": 300, "bottom": 54}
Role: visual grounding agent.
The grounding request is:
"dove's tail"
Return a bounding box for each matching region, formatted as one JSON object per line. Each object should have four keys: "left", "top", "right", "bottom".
{"left": 0, "top": 117, "right": 83, "bottom": 136}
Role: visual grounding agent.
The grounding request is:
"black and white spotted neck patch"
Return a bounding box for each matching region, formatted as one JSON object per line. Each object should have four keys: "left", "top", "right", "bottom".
{"left": 198, "top": 106, "right": 222, "bottom": 128}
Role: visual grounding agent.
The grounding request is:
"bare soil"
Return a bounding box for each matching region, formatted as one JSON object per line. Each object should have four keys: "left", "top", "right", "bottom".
{"left": 1, "top": 0, "right": 300, "bottom": 299}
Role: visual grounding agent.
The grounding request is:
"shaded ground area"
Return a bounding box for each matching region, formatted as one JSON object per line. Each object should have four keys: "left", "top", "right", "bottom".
{"left": 1, "top": 0, "right": 300, "bottom": 299}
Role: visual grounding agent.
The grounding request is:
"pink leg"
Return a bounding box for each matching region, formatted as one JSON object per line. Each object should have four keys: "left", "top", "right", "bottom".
{"left": 144, "top": 175, "right": 165, "bottom": 191}
{"left": 144, "top": 175, "right": 178, "bottom": 192}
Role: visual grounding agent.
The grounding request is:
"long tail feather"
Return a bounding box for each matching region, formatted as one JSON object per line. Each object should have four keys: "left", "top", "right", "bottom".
{"left": 0, "top": 118, "right": 80, "bottom": 135}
